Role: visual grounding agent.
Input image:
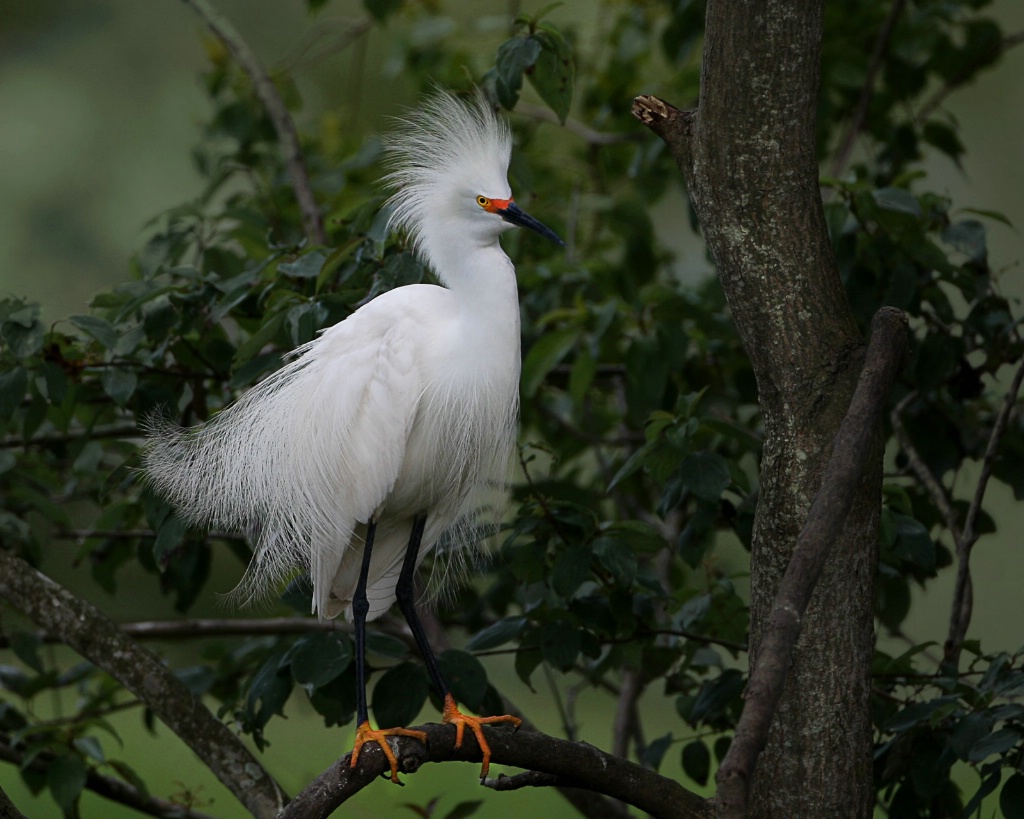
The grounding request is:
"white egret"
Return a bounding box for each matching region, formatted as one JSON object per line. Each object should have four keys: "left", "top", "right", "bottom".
{"left": 144, "top": 88, "right": 563, "bottom": 783}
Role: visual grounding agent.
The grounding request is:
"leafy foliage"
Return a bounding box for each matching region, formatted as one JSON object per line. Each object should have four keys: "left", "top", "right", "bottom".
{"left": 0, "top": 0, "right": 1022, "bottom": 816}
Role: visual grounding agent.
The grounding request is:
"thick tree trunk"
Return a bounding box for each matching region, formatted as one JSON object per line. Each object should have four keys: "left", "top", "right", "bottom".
{"left": 637, "top": 1, "right": 878, "bottom": 816}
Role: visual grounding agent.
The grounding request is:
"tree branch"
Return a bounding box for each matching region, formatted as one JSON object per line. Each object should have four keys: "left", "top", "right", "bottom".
{"left": 0, "top": 737, "right": 218, "bottom": 819}
{"left": 180, "top": 0, "right": 327, "bottom": 245}
{"left": 943, "top": 356, "right": 1024, "bottom": 667}
{"left": 829, "top": 0, "right": 907, "bottom": 180}
{"left": 714, "top": 306, "right": 909, "bottom": 817}
{"left": 0, "top": 782, "right": 26, "bottom": 819}
{"left": 917, "top": 29, "right": 1024, "bottom": 122}
{"left": 0, "top": 549, "right": 285, "bottom": 819}
{"left": 279, "top": 722, "right": 712, "bottom": 819}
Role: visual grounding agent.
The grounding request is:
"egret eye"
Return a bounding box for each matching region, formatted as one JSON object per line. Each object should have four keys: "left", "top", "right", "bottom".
{"left": 476, "top": 195, "right": 491, "bottom": 209}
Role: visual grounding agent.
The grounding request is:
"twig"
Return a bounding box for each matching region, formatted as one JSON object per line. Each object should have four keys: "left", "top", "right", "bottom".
{"left": 944, "top": 356, "right": 1024, "bottom": 667}
{"left": 917, "top": 29, "right": 1024, "bottom": 122}
{"left": 181, "top": 0, "right": 327, "bottom": 245}
{"left": 278, "top": 721, "right": 711, "bottom": 819}
{"left": 0, "top": 737, "right": 217, "bottom": 819}
{"left": 890, "top": 393, "right": 961, "bottom": 539}
{"left": 714, "top": 307, "right": 909, "bottom": 817}
{"left": 0, "top": 549, "right": 285, "bottom": 819}
{"left": 611, "top": 668, "right": 641, "bottom": 759}
{"left": 515, "top": 101, "right": 641, "bottom": 145}
{"left": 829, "top": 0, "right": 906, "bottom": 180}
{"left": 0, "top": 423, "right": 139, "bottom": 450}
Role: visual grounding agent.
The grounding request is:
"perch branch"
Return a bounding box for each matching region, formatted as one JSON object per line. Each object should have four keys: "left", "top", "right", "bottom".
{"left": 278, "top": 722, "right": 712, "bottom": 819}
{"left": 180, "top": 0, "right": 326, "bottom": 244}
{"left": 0, "top": 549, "right": 285, "bottom": 819}
{"left": 714, "top": 307, "right": 909, "bottom": 817}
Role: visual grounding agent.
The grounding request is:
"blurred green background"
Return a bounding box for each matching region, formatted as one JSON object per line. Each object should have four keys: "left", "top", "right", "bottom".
{"left": 1, "top": 1, "right": 1022, "bottom": 816}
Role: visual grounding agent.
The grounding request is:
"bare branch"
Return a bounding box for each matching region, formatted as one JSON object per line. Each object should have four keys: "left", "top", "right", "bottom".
{"left": 0, "top": 736, "right": 217, "bottom": 819}
{"left": 944, "top": 356, "right": 1024, "bottom": 667}
{"left": 279, "top": 722, "right": 712, "bottom": 819}
{"left": 0, "top": 549, "right": 285, "bottom": 819}
{"left": 0, "top": 423, "right": 138, "bottom": 450}
{"left": 515, "top": 101, "right": 641, "bottom": 145}
{"left": 917, "top": 29, "right": 1024, "bottom": 121}
{"left": 180, "top": 0, "right": 327, "bottom": 245}
{"left": 829, "top": 0, "right": 907, "bottom": 181}
{"left": 715, "top": 307, "right": 909, "bottom": 817}
{"left": 611, "top": 668, "right": 641, "bottom": 759}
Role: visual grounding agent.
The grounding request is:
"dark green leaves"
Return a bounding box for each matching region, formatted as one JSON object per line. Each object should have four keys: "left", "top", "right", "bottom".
{"left": 494, "top": 20, "right": 574, "bottom": 123}
{"left": 372, "top": 663, "right": 429, "bottom": 728}
{"left": 288, "top": 633, "right": 353, "bottom": 694}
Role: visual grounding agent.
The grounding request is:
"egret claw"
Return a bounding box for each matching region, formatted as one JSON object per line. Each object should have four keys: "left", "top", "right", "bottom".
{"left": 442, "top": 693, "right": 522, "bottom": 780}
{"left": 350, "top": 721, "right": 428, "bottom": 784}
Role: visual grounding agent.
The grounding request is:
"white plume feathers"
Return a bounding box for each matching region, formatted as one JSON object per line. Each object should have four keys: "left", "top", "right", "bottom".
{"left": 143, "top": 87, "right": 522, "bottom": 622}
{"left": 382, "top": 88, "right": 512, "bottom": 266}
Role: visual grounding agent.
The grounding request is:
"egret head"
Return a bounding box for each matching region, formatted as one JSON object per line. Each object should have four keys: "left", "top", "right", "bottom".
{"left": 383, "top": 88, "right": 562, "bottom": 275}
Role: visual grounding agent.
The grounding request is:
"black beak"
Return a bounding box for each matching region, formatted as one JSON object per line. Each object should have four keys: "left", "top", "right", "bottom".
{"left": 498, "top": 201, "right": 565, "bottom": 246}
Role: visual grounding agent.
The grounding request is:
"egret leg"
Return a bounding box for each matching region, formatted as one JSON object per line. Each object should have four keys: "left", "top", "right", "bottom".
{"left": 349, "top": 518, "right": 427, "bottom": 784}
{"left": 395, "top": 514, "right": 522, "bottom": 781}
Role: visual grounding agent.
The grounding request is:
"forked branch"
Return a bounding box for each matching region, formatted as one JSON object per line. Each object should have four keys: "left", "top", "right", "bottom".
{"left": 714, "top": 307, "right": 909, "bottom": 817}
{"left": 0, "top": 549, "right": 285, "bottom": 819}
{"left": 180, "top": 0, "right": 326, "bottom": 245}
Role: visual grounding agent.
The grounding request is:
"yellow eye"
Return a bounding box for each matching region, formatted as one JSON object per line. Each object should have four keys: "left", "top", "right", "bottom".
{"left": 476, "top": 195, "right": 491, "bottom": 208}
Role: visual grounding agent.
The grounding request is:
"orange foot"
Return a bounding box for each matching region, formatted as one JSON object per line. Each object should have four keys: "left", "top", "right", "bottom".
{"left": 350, "top": 720, "right": 428, "bottom": 784}
{"left": 442, "top": 693, "right": 522, "bottom": 780}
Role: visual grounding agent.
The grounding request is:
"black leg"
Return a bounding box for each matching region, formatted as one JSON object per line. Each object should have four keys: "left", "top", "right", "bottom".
{"left": 353, "top": 518, "right": 378, "bottom": 727}
{"left": 394, "top": 514, "right": 449, "bottom": 698}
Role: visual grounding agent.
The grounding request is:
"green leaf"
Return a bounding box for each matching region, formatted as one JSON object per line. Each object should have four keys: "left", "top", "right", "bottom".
{"left": 872, "top": 187, "right": 921, "bottom": 217}
{"left": 101, "top": 368, "right": 138, "bottom": 406}
{"left": 69, "top": 314, "right": 119, "bottom": 349}
{"left": 363, "top": 0, "right": 403, "bottom": 23}
{"left": 0, "top": 368, "right": 28, "bottom": 426}
{"left": 372, "top": 662, "right": 429, "bottom": 728}
{"left": 47, "top": 752, "right": 87, "bottom": 812}
{"left": 365, "top": 630, "right": 409, "bottom": 659}
{"left": 968, "top": 726, "right": 1020, "bottom": 762}
{"left": 941, "top": 220, "right": 986, "bottom": 262}
{"left": 1001, "top": 772, "right": 1024, "bottom": 819}
{"left": 495, "top": 36, "right": 542, "bottom": 109}
{"left": 466, "top": 616, "right": 527, "bottom": 651}
{"left": 551, "top": 544, "right": 591, "bottom": 598}
{"left": 538, "top": 618, "right": 580, "bottom": 672}
{"left": 438, "top": 650, "right": 488, "bottom": 711}
{"left": 443, "top": 800, "right": 484, "bottom": 819}
{"left": 514, "top": 644, "right": 542, "bottom": 688}
{"left": 10, "top": 631, "right": 44, "bottom": 673}
{"left": 680, "top": 452, "right": 731, "bottom": 502}
{"left": 289, "top": 633, "right": 352, "bottom": 693}
{"left": 592, "top": 536, "right": 637, "bottom": 587}
{"left": 681, "top": 739, "right": 710, "bottom": 786}
{"left": 528, "top": 27, "right": 574, "bottom": 124}
{"left": 73, "top": 736, "right": 105, "bottom": 764}
{"left": 644, "top": 732, "right": 672, "bottom": 771}
{"left": 279, "top": 249, "right": 329, "bottom": 279}
{"left": 890, "top": 513, "right": 936, "bottom": 573}
{"left": 521, "top": 327, "right": 580, "bottom": 397}
{"left": 152, "top": 515, "right": 189, "bottom": 571}
{"left": 689, "top": 669, "right": 744, "bottom": 726}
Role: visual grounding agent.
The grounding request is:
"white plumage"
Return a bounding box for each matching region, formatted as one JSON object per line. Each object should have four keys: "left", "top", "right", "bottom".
{"left": 144, "top": 89, "right": 556, "bottom": 623}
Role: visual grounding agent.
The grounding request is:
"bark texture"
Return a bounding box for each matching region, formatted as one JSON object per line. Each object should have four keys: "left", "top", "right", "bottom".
{"left": 635, "top": 1, "right": 878, "bottom": 815}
